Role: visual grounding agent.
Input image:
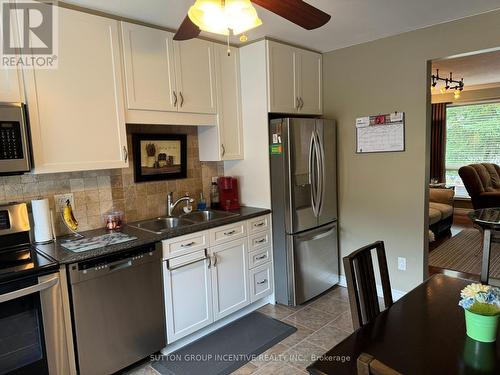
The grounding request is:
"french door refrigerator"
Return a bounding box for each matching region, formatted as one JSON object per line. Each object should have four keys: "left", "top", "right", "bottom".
{"left": 270, "top": 118, "right": 339, "bottom": 306}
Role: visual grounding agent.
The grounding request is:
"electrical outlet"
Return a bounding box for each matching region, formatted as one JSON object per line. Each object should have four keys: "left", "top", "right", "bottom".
{"left": 398, "top": 257, "right": 407, "bottom": 271}
{"left": 54, "top": 193, "right": 75, "bottom": 213}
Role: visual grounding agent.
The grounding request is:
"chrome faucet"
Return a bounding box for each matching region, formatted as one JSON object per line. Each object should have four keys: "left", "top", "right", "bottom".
{"left": 167, "top": 192, "right": 194, "bottom": 216}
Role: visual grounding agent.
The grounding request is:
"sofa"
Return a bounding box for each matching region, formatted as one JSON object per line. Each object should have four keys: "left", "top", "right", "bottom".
{"left": 458, "top": 163, "right": 500, "bottom": 209}
{"left": 429, "top": 188, "right": 455, "bottom": 236}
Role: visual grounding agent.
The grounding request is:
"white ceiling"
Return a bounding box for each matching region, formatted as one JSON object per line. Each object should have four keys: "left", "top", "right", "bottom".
{"left": 63, "top": 0, "right": 500, "bottom": 52}
{"left": 432, "top": 50, "right": 500, "bottom": 89}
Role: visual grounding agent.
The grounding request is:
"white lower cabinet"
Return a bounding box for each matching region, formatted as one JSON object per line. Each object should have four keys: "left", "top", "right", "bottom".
{"left": 164, "top": 250, "right": 213, "bottom": 344}
{"left": 250, "top": 262, "right": 274, "bottom": 303}
{"left": 162, "top": 214, "right": 272, "bottom": 344}
{"left": 211, "top": 238, "right": 250, "bottom": 320}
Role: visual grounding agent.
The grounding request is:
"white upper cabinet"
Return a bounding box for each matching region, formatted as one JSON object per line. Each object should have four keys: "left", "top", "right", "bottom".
{"left": 25, "top": 7, "right": 128, "bottom": 173}
{"left": 121, "top": 22, "right": 177, "bottom": 112}
{"left": 267, "top": 41, "right": 297, "bottom": 114}
{"left": 174, "top": 38, "right": 217, "bottom": 114}
{"left": 0, "top": 68, "right": 22, "bottom": 103}
{"left": 267, "top": 41, "right": 322, "bottom": 115}
{"left": 199, "top": 44, "right": 243, "bottom": 161}
{"left": 296, "top": 49, "right": 322, "bottom": 115}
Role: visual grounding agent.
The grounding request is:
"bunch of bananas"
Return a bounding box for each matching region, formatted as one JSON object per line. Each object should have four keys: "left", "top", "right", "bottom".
{"left": 63, "top": 199, "right": 79, "bottom": 231}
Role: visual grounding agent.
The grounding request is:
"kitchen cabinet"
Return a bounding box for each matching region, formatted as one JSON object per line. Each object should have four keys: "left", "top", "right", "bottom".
{"left": 198, "top": 44, "right": 244, "bottom": 161}
{"left": 121, "top": 22, "right": 216, "bottom": 118}
{"left": 0, "top": 69, "right": 22, "bottom": 103}
{"left": 211, "top": 238, "right": 250, "bottom": 320}
{"left": 267, "top": 41, "right": 322, "bottom": 115}
{"left": 174, "top": 38, "right": 217, "bottom": 114}
{"left": 162, "top": 215, "right": 272, "bottom": 344}
{"left": 121, "top": 22, "right": 177, "bottom": 112}
{"left": 164, "top": 249, "right": 213, "bottom": 343}
{"left": 25, "top": 7, "right": 128, "bottom": 173}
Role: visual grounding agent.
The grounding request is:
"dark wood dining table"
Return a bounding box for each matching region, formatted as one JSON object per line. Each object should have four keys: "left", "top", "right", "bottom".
{"left": 307, "top": 274, "right": 500, "bottom": 375}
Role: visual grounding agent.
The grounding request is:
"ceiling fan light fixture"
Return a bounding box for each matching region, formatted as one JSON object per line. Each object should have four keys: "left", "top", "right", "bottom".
{"left": 187, "top": 0, "right": 262, "bottom": 37}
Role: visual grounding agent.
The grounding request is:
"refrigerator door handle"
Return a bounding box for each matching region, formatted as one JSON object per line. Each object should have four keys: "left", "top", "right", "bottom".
{"left": 309, "top": 131, "right": 318, "bottom": 217}
{"left": 313, "top": 131, "right": 322, "bottom": 217}
{"left": 316, "top": 130, "right": 326, "bottom": 216}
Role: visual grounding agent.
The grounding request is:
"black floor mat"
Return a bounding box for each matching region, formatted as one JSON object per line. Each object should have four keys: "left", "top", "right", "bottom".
{"left": 152, "top": 311, "right": 296, "bottom": 375}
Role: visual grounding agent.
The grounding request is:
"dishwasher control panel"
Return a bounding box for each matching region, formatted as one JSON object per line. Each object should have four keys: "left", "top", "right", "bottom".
{"left": 69, "top": 243, "right": 159, "bottom": 283}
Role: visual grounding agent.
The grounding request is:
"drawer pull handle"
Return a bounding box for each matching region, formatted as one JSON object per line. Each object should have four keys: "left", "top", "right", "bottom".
{"left": 255, "top": 238, "right": 266, "bottom": 244}
{"left": 181, "top": 241, "right": 196, "bottom": 248}
{"left": 213, "top": 254, "right": 218, "bottom": 267}
{"left": 257, "top": 279, "right": 268, "bottom": 285}
{"left": 254, "top": 222, "right": 265, "bottom": 227}
{"left": 255, "top": 254, "right": 267, "bottom": 260}
{"left": 224, "top": 230, "right": 236, "bottom": 236}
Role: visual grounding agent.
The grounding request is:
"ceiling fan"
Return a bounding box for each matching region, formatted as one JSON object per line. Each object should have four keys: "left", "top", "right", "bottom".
{"left": 173, "top": 0, "right": 331, "bottom": 41}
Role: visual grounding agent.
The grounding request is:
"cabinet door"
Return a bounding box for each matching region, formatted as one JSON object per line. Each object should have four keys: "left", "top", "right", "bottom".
{"left": 297, "top": 50, "right": 322, "bottom": 115}
{"left": 211, "top": 238, "right": 250, "bottom": 321}
{"left": 164, "top": 250, "right": 213, "bottom": 343}
{"left": 120, "top": 22, "right": 177, "bottom": 112}
{"left": 174, "top": 39, "right": 217, "bottom": 114}
{"left": 25, "top": 7, "right": 128, "bottom": 173}
{"left": 216, "top": 44, "right": 243, "bottom": 160}
{"left": 267, "top": 41, "right": 298, "bottom": 114}
{"left": 0, "top": 68, "right": 22, "bottom": 102}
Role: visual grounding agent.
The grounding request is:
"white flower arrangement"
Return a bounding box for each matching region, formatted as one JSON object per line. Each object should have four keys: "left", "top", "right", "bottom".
{"left": 459, "top": 283, "right": 500, "bottom": 316}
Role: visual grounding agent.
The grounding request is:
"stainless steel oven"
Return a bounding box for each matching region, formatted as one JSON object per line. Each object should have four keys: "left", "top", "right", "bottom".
{"left": 0, "top": 103, "right": 31, "bottom": 174}
{"left": 0, "top": 203, "right": 70, "bottom": 375}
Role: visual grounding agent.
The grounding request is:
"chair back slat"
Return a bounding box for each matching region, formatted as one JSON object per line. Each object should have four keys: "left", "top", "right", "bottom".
{"left": 357, "top": 353, "right": 402, "bottom": 375}
{"left": 343, "top": 241, "right": 393, "bottom": 329}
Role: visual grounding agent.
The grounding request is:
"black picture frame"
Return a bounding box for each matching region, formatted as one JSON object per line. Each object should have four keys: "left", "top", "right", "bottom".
{"left": 132, "top": 133, "right": 187, "bottom": 183}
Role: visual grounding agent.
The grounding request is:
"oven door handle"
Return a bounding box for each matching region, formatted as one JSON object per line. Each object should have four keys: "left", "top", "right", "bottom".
{"left": 0, "top": 275, "right": 59, "bottom": 303}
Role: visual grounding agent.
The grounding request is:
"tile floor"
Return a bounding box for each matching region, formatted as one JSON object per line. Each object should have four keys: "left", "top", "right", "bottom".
{"left": 125, "top": 285, "right": 354, "bottom": 375}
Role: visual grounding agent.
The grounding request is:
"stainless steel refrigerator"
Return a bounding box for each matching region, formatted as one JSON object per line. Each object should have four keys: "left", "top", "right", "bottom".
{"left": 270, "top": 118, "right": 339, "bottom": 306}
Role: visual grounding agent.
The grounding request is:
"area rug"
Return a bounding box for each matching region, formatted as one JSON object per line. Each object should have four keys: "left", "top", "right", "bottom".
{"left": 152, "top": 312, "right": 296, "bottom": 375}
{"left": 429, "top": 228, "right": 500, "bottom": 278}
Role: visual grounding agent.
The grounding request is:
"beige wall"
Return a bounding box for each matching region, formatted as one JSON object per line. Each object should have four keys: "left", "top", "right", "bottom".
{"left": 0, "top": 125, "right": 223, "bottom": 235}
{"left": 323, "top": 10, "right": 500, "bottom": 292}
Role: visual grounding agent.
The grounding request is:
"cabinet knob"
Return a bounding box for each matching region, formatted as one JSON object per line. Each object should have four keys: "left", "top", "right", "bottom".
{"left": 257, "top": 279, "right": 268, "bottom": 285}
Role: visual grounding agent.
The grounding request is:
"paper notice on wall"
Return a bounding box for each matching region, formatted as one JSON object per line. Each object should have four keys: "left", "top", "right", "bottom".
{"left": 356, "top": 117, "right": 370, "bottom": 128}
{"left": 356, "top": 112, "right": 405, "bottom": 153}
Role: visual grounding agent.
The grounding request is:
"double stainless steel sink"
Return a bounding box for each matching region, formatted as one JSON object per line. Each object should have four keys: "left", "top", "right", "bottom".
{"left": 129, "top": 210, "right": 239, "bottom": 234}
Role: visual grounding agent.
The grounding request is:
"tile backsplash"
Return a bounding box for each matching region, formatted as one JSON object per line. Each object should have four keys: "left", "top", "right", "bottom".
{"left": 0, "top": 125, "right": 223, "bottom": 235}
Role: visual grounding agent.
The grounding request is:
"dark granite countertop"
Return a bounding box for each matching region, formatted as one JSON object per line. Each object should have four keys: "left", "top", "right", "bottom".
{"left": 35, "top": 207, "right": 271, "bottom": 265}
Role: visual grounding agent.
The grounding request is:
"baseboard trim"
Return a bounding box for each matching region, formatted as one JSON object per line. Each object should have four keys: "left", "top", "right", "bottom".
{"left": 160, "top": 294, "right": 274, "bottom": 355}
{"left": 338, "top": 275, "right": 406, "bottom": 301}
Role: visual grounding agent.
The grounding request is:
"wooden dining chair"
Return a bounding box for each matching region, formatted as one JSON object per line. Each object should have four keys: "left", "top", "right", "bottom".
{"left": 343, "top": 241, "right": 393, "bottom": 329}
{"left": 357, "top": 353, "right": 402, "bottom": 375}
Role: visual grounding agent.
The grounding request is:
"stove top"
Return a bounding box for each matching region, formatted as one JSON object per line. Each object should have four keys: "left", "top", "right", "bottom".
{"left": 0, "top": 203, "right": 58, "bottom": 283}
{"left": 0, "top": 246, "right": 58, "bottom": 283}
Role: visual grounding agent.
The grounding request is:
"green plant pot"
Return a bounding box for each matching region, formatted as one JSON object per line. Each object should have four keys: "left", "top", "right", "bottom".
{"left": 465, "top": 309, "right": 499, "bottom": 343}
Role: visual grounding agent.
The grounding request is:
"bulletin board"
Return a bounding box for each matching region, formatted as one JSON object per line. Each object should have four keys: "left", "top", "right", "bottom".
{"left": 355, "top": 112, "right": 405, "bottom": 153}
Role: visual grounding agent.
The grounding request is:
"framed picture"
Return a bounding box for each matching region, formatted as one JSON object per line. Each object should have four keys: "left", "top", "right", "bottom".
{"left": 132, "top": 133, "right": 187, "bottom": 182}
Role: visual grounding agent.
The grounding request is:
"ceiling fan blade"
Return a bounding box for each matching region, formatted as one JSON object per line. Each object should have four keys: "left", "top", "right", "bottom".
{"left": 251, "top": 0, "right": 331, "bottom": 30}
{"left": 173, "top": 15, "right": 201, "bottom": 41}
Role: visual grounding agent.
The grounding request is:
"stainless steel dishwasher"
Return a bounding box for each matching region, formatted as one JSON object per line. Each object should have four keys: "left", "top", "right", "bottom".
{"left": 68, "top": 244, "right": 165, "bottom": 375}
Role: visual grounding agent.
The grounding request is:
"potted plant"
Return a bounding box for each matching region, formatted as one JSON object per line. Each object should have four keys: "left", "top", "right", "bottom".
{"left": 459, "top": 283, "right": 500, "bottom": 342}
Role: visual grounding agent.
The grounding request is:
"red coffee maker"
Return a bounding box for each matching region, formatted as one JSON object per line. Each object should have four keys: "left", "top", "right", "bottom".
{"left": 218, "top": 177, "right": 240, "bottom": 210}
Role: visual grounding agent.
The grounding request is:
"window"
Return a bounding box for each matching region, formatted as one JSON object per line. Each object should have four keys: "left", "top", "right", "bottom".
{"left": 445, "top": 101, "right": 500, "bottom": 197}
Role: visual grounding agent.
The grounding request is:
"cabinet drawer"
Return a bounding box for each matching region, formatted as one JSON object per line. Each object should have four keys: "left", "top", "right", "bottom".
{"left": 247, "top": 215, "right": 271, "bottom": 235}
{"left": 162, "top": 231, "right": 209, "bottom": 259}
{"left": 248, "top": 247, "right": 272, "bottom": 269}
{"left": 210, "top": 221, "right": 246, "bottom": 246}
{"left": 250, "top": 262, "right": 274, "bottom": 303}
{"left": 248, "top": 230, "right": 271, "bottom": 252}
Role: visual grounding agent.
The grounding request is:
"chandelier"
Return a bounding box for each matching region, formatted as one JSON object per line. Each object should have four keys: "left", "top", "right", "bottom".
{"left": 431, "top": 69, "right": 465, "bottom": 99}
